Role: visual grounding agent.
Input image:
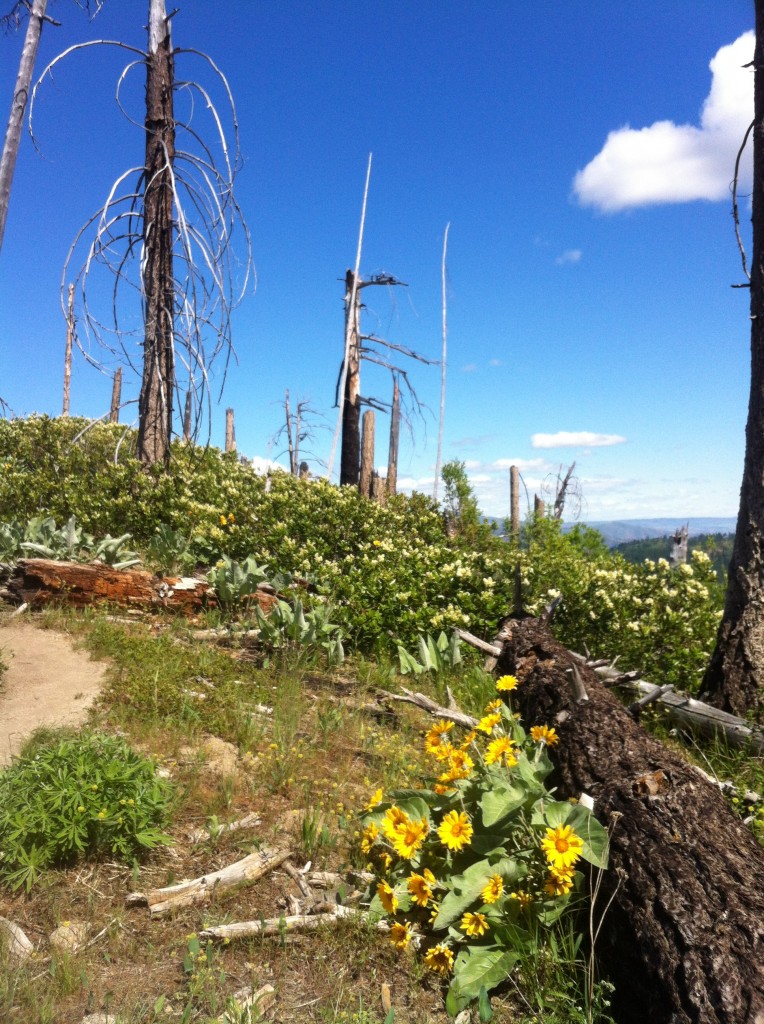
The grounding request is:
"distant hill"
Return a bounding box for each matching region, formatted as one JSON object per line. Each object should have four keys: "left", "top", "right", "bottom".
{"left": 568, "top": 517, "right": 736, "bottom": 548}
{"left": 614, "top": 532, "right": 734, "bottom": 582}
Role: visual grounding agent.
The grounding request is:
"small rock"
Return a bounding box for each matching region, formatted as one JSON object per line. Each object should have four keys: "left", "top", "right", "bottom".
{"left": 49, "top": 920, "right": 90, "bottom": 952}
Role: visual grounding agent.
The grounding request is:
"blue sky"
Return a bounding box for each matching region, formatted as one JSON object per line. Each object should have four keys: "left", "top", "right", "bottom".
{"left": 0, "top": 2, "right": 755, "bottom": 520}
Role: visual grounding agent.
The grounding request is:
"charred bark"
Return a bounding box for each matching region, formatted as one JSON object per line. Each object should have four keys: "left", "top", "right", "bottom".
{"left": 340, "top": 268, "right": 362, "bottom": 486}
{"left": 498, "top": 617, "right": 764, "bottom": 1024}
{"left": 137, "top": 0, "right": 176, "bottom": 466}
{"left": 703, "top": 6, "right": 764, "bottom": 716}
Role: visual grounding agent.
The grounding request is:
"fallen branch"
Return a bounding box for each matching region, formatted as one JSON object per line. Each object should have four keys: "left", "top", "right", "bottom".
{"left": 127, "top": 847, "right": 291, "bottom": 917}
{"left": 375, "top": 687, "right": 476, "bottom": 729}
{"left": 200, "top": 903, "right": 361, "bottom": 941}
{"left": 576, "top": 655, "right": 764, "bottom": 754}
{"left": 186, "top": 811, "right": 261, "bottom": 844}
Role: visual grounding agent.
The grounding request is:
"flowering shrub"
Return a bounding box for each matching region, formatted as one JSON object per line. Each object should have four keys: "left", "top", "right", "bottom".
{"left": 0, "top": 418, "right": 723, "bottom": 686}
{"left": 356, "top": 676, "right": 609, "bottom": 1014}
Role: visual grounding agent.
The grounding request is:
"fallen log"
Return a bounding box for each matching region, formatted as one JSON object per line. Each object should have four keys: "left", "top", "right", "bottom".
{"left": 4, "top": 559, "right": 278, "bottom": 615}
{"left": 498, "top": 616, "right": 764, "bottom": 1024}
{"left": 126, "top": 847, "right": 291, "bottom": 917}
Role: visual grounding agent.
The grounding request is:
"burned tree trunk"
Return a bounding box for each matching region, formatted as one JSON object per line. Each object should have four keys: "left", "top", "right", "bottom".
{"left": 137, "top": 0, "right": 176, "bottom": 466}
{"left": 109, "top": 367, "right": 122, "bottom": 423}
{"left": 360, "top": 409, "right": 375, "bottom": 497}
{"left": 340, "top": 268, "right": 362, "bottom": 486}
{"left": 387, "top": 375, "right": 400, "bottom": 496}
{"left": 498, "top": 617, "right": 764, "bottom": 1024}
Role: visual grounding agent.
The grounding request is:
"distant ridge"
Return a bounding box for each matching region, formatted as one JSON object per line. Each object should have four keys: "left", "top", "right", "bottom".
{"left": 569, "top": 517, "right": 737, "bottom": 548}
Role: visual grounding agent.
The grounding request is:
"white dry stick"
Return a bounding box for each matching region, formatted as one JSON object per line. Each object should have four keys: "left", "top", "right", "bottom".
{"left": 433, "top": 221, "right": 450, "bottom": 502}
{"left": 126, "top": 847, "right": 291, "bottom": 917}
{"left": 326, "top": 153, "right": 372, "bottom": 481}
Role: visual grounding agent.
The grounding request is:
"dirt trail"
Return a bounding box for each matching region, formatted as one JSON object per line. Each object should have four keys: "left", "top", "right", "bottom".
{"left": 0, "top": 621, "right": 107, "bottom": 766}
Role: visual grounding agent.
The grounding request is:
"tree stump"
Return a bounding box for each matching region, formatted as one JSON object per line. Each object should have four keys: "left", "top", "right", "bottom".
{"left": 497, "top": 617, "right": 764, "bottom": 1024}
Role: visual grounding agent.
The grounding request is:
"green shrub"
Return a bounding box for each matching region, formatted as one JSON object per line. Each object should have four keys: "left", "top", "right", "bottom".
{"left": 0, "top": 731, "right": 172, "bottom": 891}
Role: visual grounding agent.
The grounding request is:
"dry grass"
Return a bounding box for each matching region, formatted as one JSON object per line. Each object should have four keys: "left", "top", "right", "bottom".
{"left": 0, "top": 609, "right": 464, "bottom": 1024}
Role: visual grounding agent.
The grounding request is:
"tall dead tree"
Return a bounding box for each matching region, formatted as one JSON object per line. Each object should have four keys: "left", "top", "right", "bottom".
{"left": 433, "top": 222, "right": 450, "bottom": 503}
{"left": 1, "top": 0, "right": 104, "bottom": 255}
{"left": 137, "top": 0, "right": 176, "bottom": 465}
{"left": 0, "top": 0, "right": 47, "bottom": 257}
{"left": 62, "top": 281, "right": 74, "bottom": 415}
{"left": 224, "top": 407, "right": 235, "bottom": 453}
{"left": 109, "top": 367, "right": 122, "bottom": 423}
{"left": 30, "top": 0, "right": 251, "bottom": 466}
{"left": 273, "top": 390, "right": 325, "bottom": 475}
{"left": 387, "top": 374, "right": 400, "bottom": 496}
{"left": 359, "top": 409, "right": 375, "bottom": 497}
{"left": 703, "top": 13, "right": 764, "bottom": 716}
{"left": 336, "top": 270, "right": 434, "bottom": 486}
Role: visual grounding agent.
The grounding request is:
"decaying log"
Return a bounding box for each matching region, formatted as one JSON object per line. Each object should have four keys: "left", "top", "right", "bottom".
{"left": 4, "top": 559, "right": 279, "bottom": 615}
{"left": 127, "top": 847, "right": 291, "bottom": 917}
{"left": 498, "top": 617, "right": 764, "bottom": 1024}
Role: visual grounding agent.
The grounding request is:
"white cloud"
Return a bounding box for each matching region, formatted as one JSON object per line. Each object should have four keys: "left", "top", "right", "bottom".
{"left": 248, "top": 456, "right": 288, "bottom": 474}
{"left": 491, "top": 457, "right": 549, "bottom": 472}
{"left": 532, "top": 431, "right": 626, "bottom": 449}
{"left": 555, "top": 249, "right": 582, "bottom": 265}
{"left": 488, "top": 358, "right": 504, "bottom": 367}
{"left": 573, "top": 32, "right": 754, "bottom": 212}
{"left": 461, "top": 363, "right": 477, "bottom": 373}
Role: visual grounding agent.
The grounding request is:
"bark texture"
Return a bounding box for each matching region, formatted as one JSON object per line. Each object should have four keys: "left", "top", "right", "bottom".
{"left": 703, "top": 7, "right": 764, "bottom": 716}
{"left": 340, "top": 268, "right": 361, "bottom": 486}
{"left": 137, "top": 0, "right": 176, "bottom": 466}
{"left": 498, "top": 617, "right": 764, "bottom": 1024}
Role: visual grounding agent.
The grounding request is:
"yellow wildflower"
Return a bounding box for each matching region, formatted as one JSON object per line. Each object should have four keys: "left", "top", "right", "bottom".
{"left": 390, "top": 921, "right": 412, "bottom": 950}
{"left": 485, "top": 735, "right": 518, "bottom": 768}
{"left": 484, "top": 699, "right": 502, "bottom": 713}
{"left": 544, "top": 865, "right": 575, "bottom": 897}
{"left": 481, "top": 874, "right": 504, "bottom": 904}
{"left": 219, "top": 515, "right": 227, "bottom": 526}
{"left": 530, "top": 724, "right": 559, "bottom": 747}
{"left": 377, "top": 880, "right": 398, "bottom": 914}
{"left": 459, "top": 730, "right": 478, "bottom": 750}
{"left": 477, "top": 712, "right": 502, "bottom": 734}
{"left": 365, "top": 787, "right": 384, "bottom": 812}
{"left": 424, "top": 943, "right": 454, "bottom": 975}
{"left": 407, "top": 868, "right": 436, "bottom": 907}
{"left": 541, "top": 824, "right": 583, "bottom": 871}
{"left": 360, "top": 822, "right": 379, "bottom": 854}
{"left": 438, "top": 810, "right": 473, "bottom": 851}
{"left": 390, "top": 817, "right": 429, "bottom": 860}
{"left": 496, "top": 674, "right": 519, "bottom": 692}
{"left": 460, "top": 911, "right": 489, "bottom": 937}
{"left": 510, "top": 889, "right": 533, "bottom": 910}
{"left": 425, "top": 719, "right": 455, "bottom": 757}
{"left": 381, "top": 805, "right": 409, "bottom": 841}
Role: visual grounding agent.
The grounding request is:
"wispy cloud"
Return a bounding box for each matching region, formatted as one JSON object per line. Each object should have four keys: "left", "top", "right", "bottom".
{"left": 555, "top": 249, "right": 582, "bottom": 265}
{"left": 461, "top": 363, "right": 477, "bottom": 373}
{"left": 532, "top": 431, "right": 626, "bottom": 449}
{"left": 573, "top": 32, "right": 753, "bottom": 212}
{"left": 488, "top": 358, "right": 504, "bottom": 367}
{"left": 491, "top": 457, "right": 549, "bottom": 472}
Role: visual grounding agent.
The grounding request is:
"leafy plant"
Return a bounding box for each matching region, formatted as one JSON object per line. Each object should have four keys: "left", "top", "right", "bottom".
{"left": 255, "top": 598, "right": 345, "bottom": 666}
{"left": 397, "top": 631, "right": 463, "bottom": 677}
{"left": 145, "top": 523, "right": 198, "bottom": 575}
{"left": 0, "top": 731, "right": 173, "bottom": 891}
{"left": 207, "top": 554, "right": 270, "bottom": 610}
{"left": 356, "top": 678, "right": 609, "bottom": 1015}
{"left": 1, "top": 513, "right": 141, "bottom": 569}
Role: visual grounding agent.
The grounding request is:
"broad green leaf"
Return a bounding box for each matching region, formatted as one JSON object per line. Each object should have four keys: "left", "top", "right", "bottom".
{"left": 536, "top": 801, "right": 609, "bottom": 868}
{"left": 449, "top": 947, "right": 518, "bottom": 1005}
{"left": 433, "top": 857, "right": 517, "bottom": 930}
{"left": 480, "top": 782, "right": 527, "bottom": 827}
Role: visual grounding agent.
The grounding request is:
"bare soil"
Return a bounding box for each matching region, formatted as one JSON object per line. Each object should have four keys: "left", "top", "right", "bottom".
{"left": 0, "top": 618, "right": 107, "bottom": 766}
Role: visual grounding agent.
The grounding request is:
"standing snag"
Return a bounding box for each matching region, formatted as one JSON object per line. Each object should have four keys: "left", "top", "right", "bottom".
{"left": 30, "top": 0, "right": 252, "bottom": 464}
